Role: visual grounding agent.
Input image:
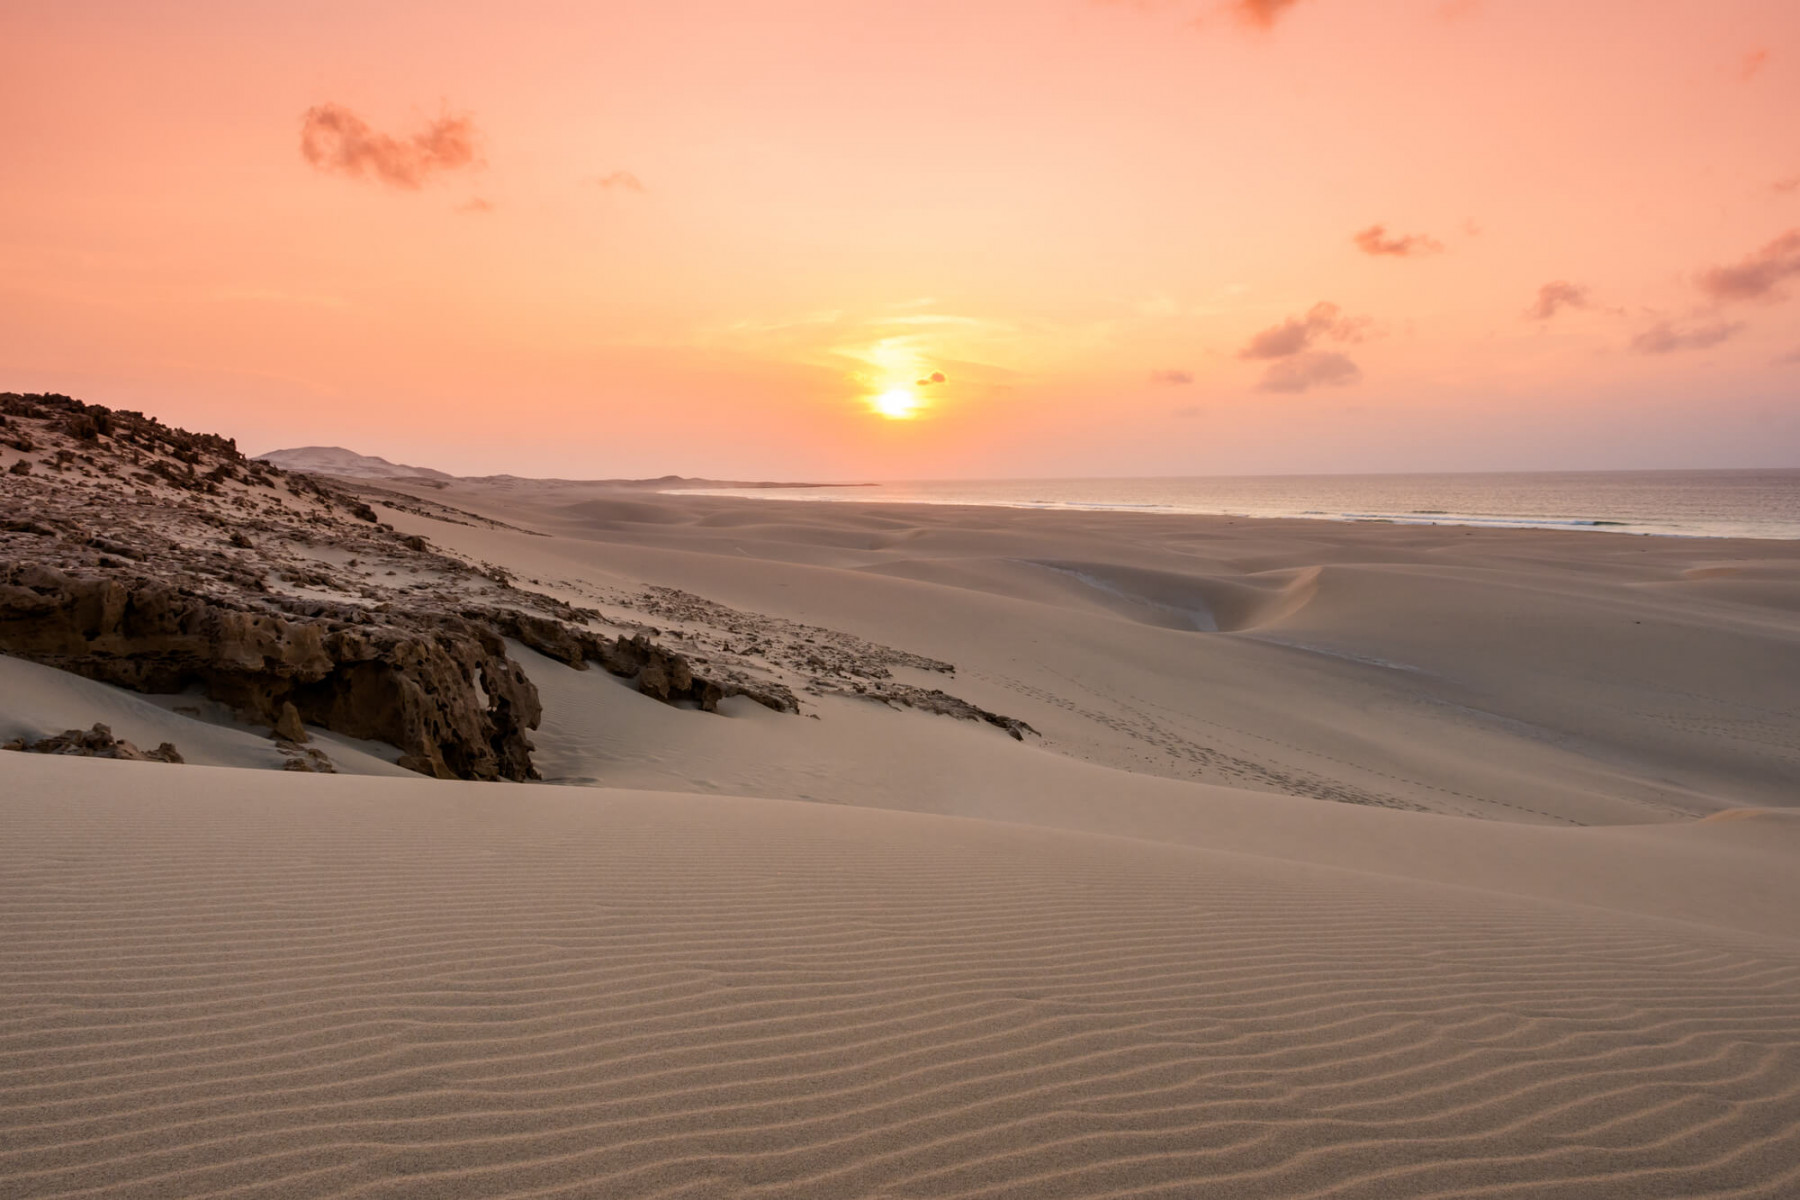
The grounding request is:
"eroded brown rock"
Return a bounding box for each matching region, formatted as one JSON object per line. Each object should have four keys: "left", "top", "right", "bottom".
{"left": 0, "top": 564, "right": 541, "bottom": 781}
{"left": 3, "top": 722, "right": 184, "bottom": 763}
{"left": 827, "top": 682, "right": 1038, "bottom": 740}
{"left": 272, "top": 701, "right": 307, "bottom": 743}
{"left": 476, "top": 606, "right": 798, "bottom": 714}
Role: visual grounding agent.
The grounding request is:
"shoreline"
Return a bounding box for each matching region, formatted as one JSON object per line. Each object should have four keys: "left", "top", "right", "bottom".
{"left": 660, "top": 484, "right": 1800, "bottom": 542}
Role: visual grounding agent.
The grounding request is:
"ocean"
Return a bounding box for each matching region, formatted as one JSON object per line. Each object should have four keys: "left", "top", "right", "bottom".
{"left": 675, "top": 469, "right": 1800, "bottom": 540}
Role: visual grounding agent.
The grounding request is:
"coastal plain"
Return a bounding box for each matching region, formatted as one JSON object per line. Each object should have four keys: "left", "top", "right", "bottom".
{"left": 5, "top": 478, "right": 1800, "bottom": 1198}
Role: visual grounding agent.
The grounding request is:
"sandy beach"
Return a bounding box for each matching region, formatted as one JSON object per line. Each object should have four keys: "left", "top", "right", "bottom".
{"left": 5, "top": 480, "right": 1799, "bottom": 1198}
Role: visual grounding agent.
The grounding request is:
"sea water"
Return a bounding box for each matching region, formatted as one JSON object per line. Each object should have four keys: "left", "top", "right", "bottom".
{"left": 674, "top": 469, "right": 1800, "bottom": 540}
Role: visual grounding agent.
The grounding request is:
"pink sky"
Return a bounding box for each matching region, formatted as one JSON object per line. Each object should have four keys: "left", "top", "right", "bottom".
{"left": 3, "top": 0, "right": 1797, "bottom": 478}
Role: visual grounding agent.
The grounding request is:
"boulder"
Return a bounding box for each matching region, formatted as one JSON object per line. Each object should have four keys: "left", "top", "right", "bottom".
{"left": 272, "top": 701, "right": 307, "bottom": 743}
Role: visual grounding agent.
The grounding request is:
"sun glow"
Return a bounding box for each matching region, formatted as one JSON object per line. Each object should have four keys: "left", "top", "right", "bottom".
{"left": 870, "top": 387, "right": 923, "bottom": 420}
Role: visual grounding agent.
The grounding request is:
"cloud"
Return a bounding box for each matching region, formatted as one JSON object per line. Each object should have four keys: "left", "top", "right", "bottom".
{"left": 1776, "top": 347, "right": 1800, "bottom": 365}
{"left": 1695, "top": 229, "right": 1800, "bottom": 303}
{"left": 1149, "top": 369, "right": 1194, "bottom": 385}
{"left": 1172, "top": 404, "right": 1204, "bottom": 417}
{"left": 1257, "top": 351, "right": 1361, "bottom": 393}
{"left": 1239, "top": 301, "right": 1366, "bottom": 360}
{"left": 1231, "top": 0, "right": 1306, "bottom": 27}
{"left": 1773, "top": 175, "right": 1800, "bottom": 195}
{"left": 1353, "top": 224, "right": 1444, "bottom": 258}
{"left": 1525, "top": 281, "right": 1592, "bottom": 320}
{"left": 913, "top": 371, "right": 949, "bottom": 386}
{"left": 1629, "top": 320, "right": 1745, "bottom": 355}
{"left": 1238, "top": 303, "right": 1367, "bottom": 393}
{"left": 300, "top": 104, "right": 478, "bottom": 189}
{"left": 1093, "top": 0, "right": 1310, "bottom": 34}
{"left": 591, "top": 170, "right": 646, "bottom": 192}
{"left": 1741, "top": 49, "right": 1770, "bottom": 81}
{"left": 455, "top": 197, "right": 495, "bottom": 215}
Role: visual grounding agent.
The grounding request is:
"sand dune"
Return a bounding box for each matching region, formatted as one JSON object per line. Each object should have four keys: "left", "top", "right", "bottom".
{"left": 380, "top": 484, "right": 1800, "bottom": 822}
{"left": 5, "top": 485, "right": 1799, "bottom": 1197}
{"left": 4, "top": 755, "right": 1798, "bottom": 1199}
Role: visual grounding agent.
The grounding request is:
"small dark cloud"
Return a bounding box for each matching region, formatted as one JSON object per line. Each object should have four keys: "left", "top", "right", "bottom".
{"left": 300, "top": 103, "right": 478, "bottom": 190}
{"left": 1630, "top": 320, "right": 1745, "bottom": 355}
{"left": 1257, "top": 351, "right": 1361, "bottom": 393}
{"left": 591, "top": 170, "right": 646, "bottom": 193}
{"left": 1232, "top": 0, "right": 1306, "bottom": 27}
{"left": 913, "top": 371, "right": 948, "bottom": 387}
{"left": 1150, "top": 369, "right": 1194, "bottom": 385}
{"left": 455, "top": 197, "right": 495, "bottom": 215}
{"left": 1741, "top": 49, "right": 1770, "bottom": 82}
{"left": 1525, "top": 281, "right": 1592, "bottom": 321}
{"left": 1437, "top": 0, "right": 1482, "bottom": 20}
{"left": 1773, "top": 175, "right": 1800, "bottom": 195}
{"left": 1172, "top": 404, "right": 1204, "bottom": 418}
{"left": 1774, "top": 347, "right": 1800, "bottom": 365}
{"left": 1353, "top": 224, "right": 1444, "bottom": 258}
{"left": 1695, "top": 228, "right": 1800, "bottom": 303}
{"left": 1239, "top": 302, "right": 1366, "bottom": 360}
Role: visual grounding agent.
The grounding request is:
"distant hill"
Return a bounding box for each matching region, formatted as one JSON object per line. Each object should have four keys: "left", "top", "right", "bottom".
{"left": 255, "top": 447, "right": 869, "bottom": 491}
{"left": 254, "top": 446, "right": 455, "bottom": 481}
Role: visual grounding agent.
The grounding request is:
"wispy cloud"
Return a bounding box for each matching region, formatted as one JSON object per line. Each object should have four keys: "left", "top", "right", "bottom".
{"left": 1353, "top": 224, "right": 1444, "bottom": 258}
{"left": 1630, "top": 320, "right": 1744, "bottom": 355}
{"left": 1240, "top": 302, "right": 1366, "bottom": 360}
{"left": 1740, "top": 49, "right": 1770, "bottom": 82}
{"left": 1695, "top": 229, "right": 1800, "bottom": 303}
{"left": 1150, "top": 369, "right": 1194, "bottom": 385}
{"left": 883, "top": 313, "right": 987, "bottom": 328}
{"left": 1773, "top": 175, "right": 1800, "bottom": 195}
{"left": 1093, "top": 0, "right": 1310, "bottom": 32}
{"left": 590, "top": 170, "right": 646, "bottom": 193}
{"left": 1257, "top": 351, "right": 1360, "bottom": 393}
{"left": 1231, "top": 0, "right": 1307, "bottom": 28}
{"left": 455, "top": 197, "right": 495, "bottom": 215}
{"left": 300, "top": 104, "right": 479, "bottom": 189}
{"left": 1525, "top": 281, "right": 1592, "bottom": 321}
{"left": 914, "top": 371, "right": 948, "bottom": 386}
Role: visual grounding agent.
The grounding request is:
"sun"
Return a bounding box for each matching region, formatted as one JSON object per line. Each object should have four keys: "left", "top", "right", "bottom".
{"left": 870, "top": 386, "right": 922, "bottom": 420}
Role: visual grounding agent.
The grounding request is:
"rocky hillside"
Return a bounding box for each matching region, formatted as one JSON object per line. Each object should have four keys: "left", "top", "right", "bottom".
{"left": 0, "top": 393, "right": 795, "bottom": 779}
{"left": 254, "top": 445, "right": 456, "bottom": 482}
{"left": 2, "top": 392, "right": 1036, "bottom": 779}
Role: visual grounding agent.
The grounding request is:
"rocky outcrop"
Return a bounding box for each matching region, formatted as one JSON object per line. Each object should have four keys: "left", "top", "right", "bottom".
{"left": 0, "top": 564, "right": 541, "bottom": 781}
{"left": 1, "top": 390, "right": 1020, "bottom": 780}
{"left": 826, "top": 682, "right": 1038, "bottom": 740}
{"left": 600, "top": 633, "right": 798, "bottom": 713}
{"left": 3, "top": 723, "right": 183, "bottom": 763}
{"left": 476, "top": 606, "right": 798, "bottom": 714}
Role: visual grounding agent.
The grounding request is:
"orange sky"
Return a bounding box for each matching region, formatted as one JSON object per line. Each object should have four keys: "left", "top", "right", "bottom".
{"left": 3, "top": 0, "right": 1797, "bottom": 478}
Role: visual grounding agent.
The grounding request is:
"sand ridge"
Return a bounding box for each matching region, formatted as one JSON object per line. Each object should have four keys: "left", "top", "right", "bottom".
{"left": 3, "top": 756, "right": 1798, "bottom": 1199}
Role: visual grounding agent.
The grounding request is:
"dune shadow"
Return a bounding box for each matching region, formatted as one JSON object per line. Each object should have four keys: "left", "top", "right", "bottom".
{"left": 1022, "top": 561, "right": 1319, "bottom": 632}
